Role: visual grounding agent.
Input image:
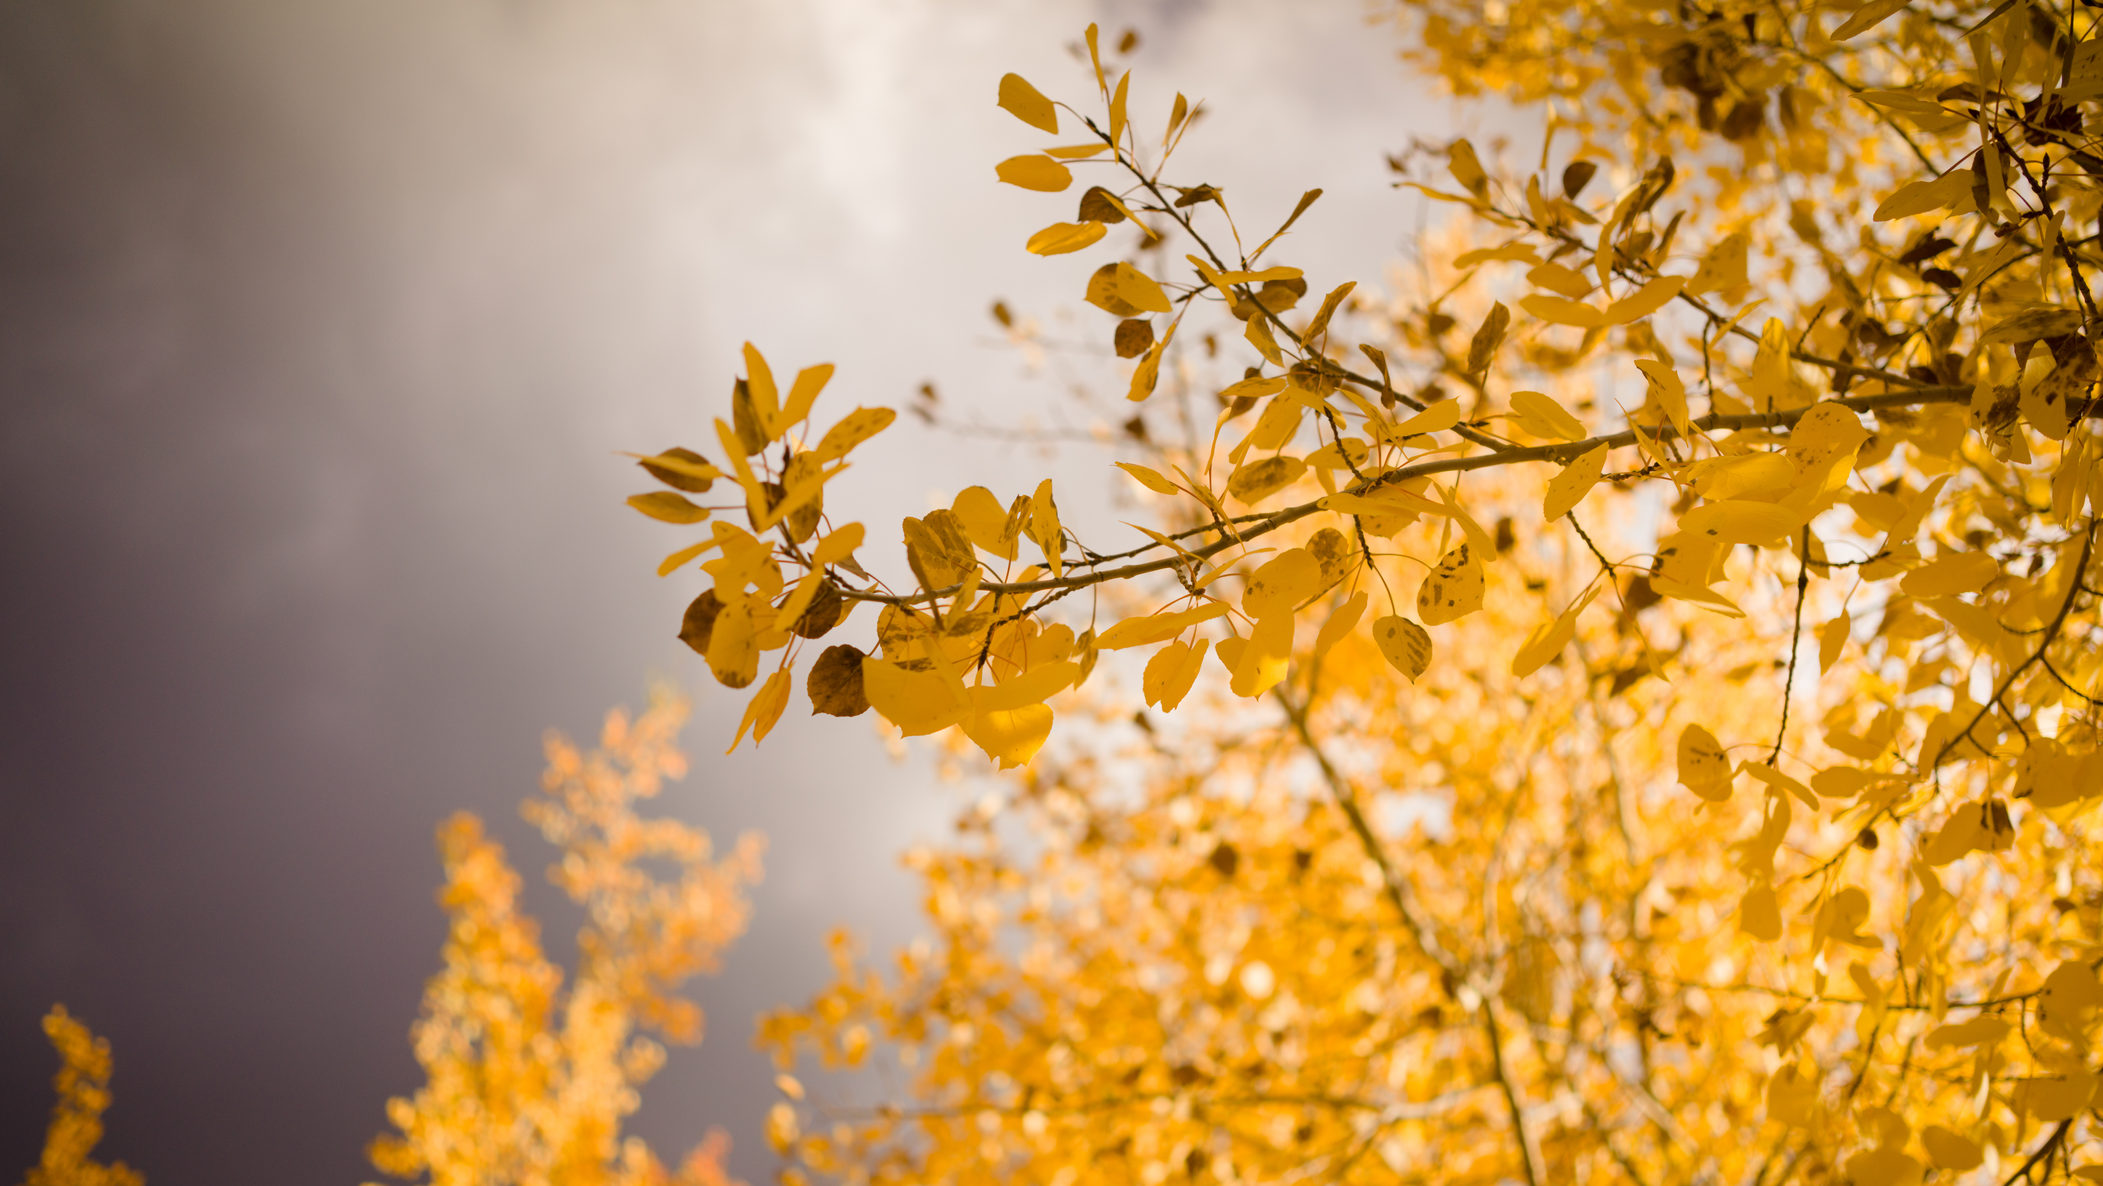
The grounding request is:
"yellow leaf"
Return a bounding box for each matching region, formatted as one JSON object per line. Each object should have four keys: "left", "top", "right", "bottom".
{"left": 633, "top": 447, "right": 722, "bottom": 492}
{"left": 628, "top": 491, "right": 711, "bottom": 525}
{"left": 1242, "top": 548, "right": 1322, "bottom": 618}
{"left": 2016, "top": 1067, "right": 2098, "bottom": 1122}
{"left": 995, "top": 154, "right": 1073, "bottom": 192}
{"left": 1394, "top": 400, "right": 1462, "bottom": 438}
{"left": 1312, "top": 590, "right": 1367, "bottom": 659}
{"left": 774, "top": 571, "right": 826, "bottom": 634}
{"left": 1601, "top": 274, "right": 1684, "bottom": 325}
{"left": 1873, "top": 171, "right": 1972, "bottom": 221}
{"left": 1810, "top": 765, "right": 1876, "bottom": 799}
{"left": 1786, "top": 402, "right": 1869, "bottom": 483}
{"left": 1085, "top": 261, "right": 1171, "bottom": 315}
{"left": 2038, "top": 960, "right": 2103, "bottom": 1042}
{"left": 1520, "top": 293, "right": 1605, "bottom": 328}
{"left": 1447, "top": 137, "right": 1487, "bottom": 196}
{"left": 1744, "top": 762, "right": 1817, "bottom": 811}
{"left": 1143, "top": 638, "right": 1208, "bottom": 712}
{"left": 980, "top": 660, "right": 1081, "bottom": 712}
{"left": 1244, "top": 307, "right": 1285, "bottom": 365}
{"left": 657, "top": 537, "right": 718, "bottom": 577}
{"left": 1228, "top": 612, "right": 1293, "bottom": 698}
{"left": 1509, "top": 390, "right": 1587, "bottom": 442}
{"left": 863, "top": 660, "right": 967, "bottom": 737}
{"left": 1115, "top": 462, "right": 1181, "bottom": 496}
{"left": 996, "top": 72, "right": 1058, "bottom": 133}
{"left": 779, "top": 363, "right": 835, "bottom": 429}
{"left": 1227, "top": 455, "right": 1307, "bottom": 505}
{"left": 1542, "top": 443, "right": 1609, "bottom": 520}
{"left": 1923, "top": 1016, "right": 2010, "bottom": 1050}
{"left": 1689, "top": 232, "right": 1749, "bottom": 296}
{"left": 1527, "top": 261, "right": 1593, "bottom": 299}
{"left": 1025, "top": 221, "right": 1107, "bottom": 255}
{"left": 1510, "top": 586, "right": 1598, "bottom": 677}
{"left": 729, "top": 670, "right": 792, "bottom": 753}
{"left": 707, "top": 600, "right": 760, "bottom": 689}
{"left": 1920, "top": 1127, "right": 1982, "bottom": 1172}
{"left": 1220, "top": 374, "right": 1288, "bottom": 402}
{"left": 961, "top": 700, "right": 1054, "bottom": 769}
{"left": 1096, "top": 601, "right": 1231, "bottom": 650}
{"left": 813, "top": 407, "right": 898, "bottom": 463}
{"left": 1841, "top": 1149, "right": 1921, "bottom": 1186}
{"left": 1127, "top": 319, "right": 1176, "bottom": 402}
{"left": 1107, "top": 69, "right": 1130, "bottom": 146}
{"left": 1901, "top": 551, "right": 1998, "bottom": 598}
{"left": 1633, "top": 359, "right": 1690, "bottom": 436}
{"left": 1371, "top": 615, "right": 1433, "bottom": 681}
{"left": 1303, "top": 281, "right": 1355, "bottom": 341}
{"left": 812, "top": 522, "right": 865, "bottom": 569}
{"left": 743, "top": 343, "right": 780, "bottom": 439}
{"left": 1213, "top": 265, "right": 1304, "bottom": 285}
{"left": 1677, "top": 499, "right": 1806, "bottom": 546}
{"left": 1030, "top": 479, "right": 1062, "bottom": 577}
{"left": 1831, "top": 0, "right": 1911, "bottom": 40}
{"left": 1741, "top": 883, "right": 1783, "bottom": 942}
{"left": 1678, "top": 725, "right": 1734, "bottom": 800}
{"left": 1686, "top": 453, "right": 1796, "bottom": 502}
{"left": 947, "top": 487, "right": 1015, "bottom": 560}
{"left": 1323, "top": 487, "right": 1441, "bottom": 520}
{"left": 1416, "top": 544, "right": 1486, "bottom": 625}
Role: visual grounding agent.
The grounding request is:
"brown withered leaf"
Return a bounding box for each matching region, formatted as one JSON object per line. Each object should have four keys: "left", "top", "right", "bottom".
{"left": 1466, "top": 301, "right": 1511, "bottom": 378}
{"left": 678, "top": 589, "right": 723, "bottom": 655}
{"left": 1077, "top": 185, "right": 1128, "bottom": 224}
{"left": 1306, "top": 526, "right": 1351, "bottom": 583}
{"left": 1173, "top": 183, "right": 1220, "bottom": 208}
{"left": 1257, "top": 277, "right": 1306, "bottom": 313}
{"left": 807, "top": 644, "right": 870, "bottom": 717}
{"left": 791, "top": 580, "right": 845, "bottom": 639}
{"left": 1114, "top": 318, "right": 1155, "bottom": 358}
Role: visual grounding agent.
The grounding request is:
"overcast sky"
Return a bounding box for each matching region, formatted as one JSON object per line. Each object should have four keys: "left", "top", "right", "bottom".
{"left": 0, "top": 2, "right": 1471, "bottom": 1180}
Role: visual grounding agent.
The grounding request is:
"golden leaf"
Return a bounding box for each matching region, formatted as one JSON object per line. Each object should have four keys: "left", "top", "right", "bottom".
{"left": 1371, "top": 614, "right": 1433, "bottom": 681}
{"left": 995, "top": 155, "right": 1074, "bottom": 193}
{"left": 996, "top": 72, "right": 1058, "bottom": 133}
{"left": 1416, "top": 544, "right": 1486, "bottom": 625}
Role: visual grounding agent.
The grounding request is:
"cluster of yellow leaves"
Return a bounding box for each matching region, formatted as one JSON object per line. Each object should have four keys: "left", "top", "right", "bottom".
{"left": 20, "top": 1007, "right": 142, "bottom": 1186}
{"left": 634, "top": 6, "right": 2103, "bottom": 1182}
{"left": 364, "top": 688, "right": 761, "bottom": 1186}
{"left": 755, "top": 465, "right": 2103, "bottom": 1185}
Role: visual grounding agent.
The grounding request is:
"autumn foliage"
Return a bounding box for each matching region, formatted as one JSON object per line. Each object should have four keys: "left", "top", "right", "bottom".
{"left": 630, "top": 6, "right": 2103, "bottom": 1185}
{"left": 362, "top": 690, "right": 761, "bottom": 1186}
{"left": 24, "top": 2, "right": 2103, "bottom": 1184}
{"left": 19, "top": 1008, "right": 140, "bottom": 1186}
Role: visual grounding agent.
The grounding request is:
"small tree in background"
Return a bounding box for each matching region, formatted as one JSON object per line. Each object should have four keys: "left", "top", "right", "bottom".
{"left": 366, "top": 688, "right": 761, "bottom": 1186}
